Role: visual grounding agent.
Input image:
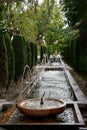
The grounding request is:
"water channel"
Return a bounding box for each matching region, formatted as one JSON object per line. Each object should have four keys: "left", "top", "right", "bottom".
{"left": 7, "top": 62, "right": 78, "bottom": 124}
{"left": 28, "top": 69, "right": 75, "bottom": 101}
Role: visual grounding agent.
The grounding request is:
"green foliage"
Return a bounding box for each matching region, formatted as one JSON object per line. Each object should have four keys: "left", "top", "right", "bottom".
{"left": 12, "top": 35, "right": 25, "bottom": 81}
{"left": 60, "top": 0, "right": 78, "bottom": 27}
{"left": 0, "top": 4, "right": 6, "bottom": 26}
{"left": 60, "top": 0, "right": 87, "bottom": 75}
{"left": 62, "top": 28, "right": 77, "bottom": 68}
{"left": 40, "top": 45, "right": 47, "bottom": 61}
{"left": 34, "top": 43, "right": 37, "bottom": 65}
{"left": 8, "top": 2, "right": 38, "bottom": 42}
{"left": 0, "top": 34, "right": 8, "bottom": 88}
{"left": 2, "top": 0, "right": 65, "bottom": 52}
{"left": 4, "top": 32, "right": 15, "bottom": 88}
{"left": 79, "top": 55, "right": 87, "bottom": 74}
{"left": 75, "top": 38, "right": 81, "bottom": 71}
{"left": 30, "top": 42, "right": 35, "bottom": 68}
{"left": 26, "top": 41, "right": 31, "bottom": 68}
{"left": 29, "top": 42, "right": 37, "bottom": 68}
{"left": 69, "top": 41, "right": 76, "bottom": 67}
{"left": 45, "top": 3, "right": 64, "bottom": 44}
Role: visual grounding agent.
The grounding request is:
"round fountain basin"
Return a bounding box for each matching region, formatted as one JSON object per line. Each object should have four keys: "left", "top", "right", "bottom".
{"left": 17, "top": 98, "right": 66, "bottom": 117}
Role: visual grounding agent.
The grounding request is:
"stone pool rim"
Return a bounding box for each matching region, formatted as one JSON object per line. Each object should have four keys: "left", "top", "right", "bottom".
{"left": 17, "top": 98, "right": 66, "bottom": 117}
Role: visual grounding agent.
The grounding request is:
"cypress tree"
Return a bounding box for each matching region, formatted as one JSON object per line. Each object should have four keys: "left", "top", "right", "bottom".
{"left": 25, "top": 41, "right": 31, "bottom": 67}
{"left": 40, "top": 45, "right": 43, "bottom": 62}
{"left": 34, "top": 43, "right": 37, "bottom": 65}
{"left": 12, "top": 35, "right": 25, "bottom": 82}
{"left": 26, "top": 41, "right": 31, "bottom": 68}
{"left": 4, "top": 32, "right": 15, "bottom": 89}
{"left": 30, "top": 42, "right": 35, "bottom": 68}
{"left": 40, "top": 45, "right": 46, "bottom": 61}
{"left": 0, "top": 34, "right": 8, "bottom": 89}
{"left": 22, "top": 37, "right": 27, "bottom": 66}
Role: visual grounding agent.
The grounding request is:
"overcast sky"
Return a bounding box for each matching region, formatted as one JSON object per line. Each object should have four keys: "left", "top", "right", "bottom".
{"left": 38, "top": 0, "right": 59, "bottom": 4}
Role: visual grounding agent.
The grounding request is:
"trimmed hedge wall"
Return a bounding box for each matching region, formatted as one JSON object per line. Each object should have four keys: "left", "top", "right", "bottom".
{"left": 79, "top": 55, "right": 87, "bottom": 74}
{"left": 40, "top": 45, "right": 47, "bottom": 61}
{"left": 30, "top": 42, "right": 37, "bottom": 68}
{"left": 63, "top": 38, "right": 87, "bottom": 75}
{"left": 26, "top": 41, "right": 31, "bottom": 68}
{"left": 0, "top": 33, "right": 38, "bottom": 87}
{"left": 5, "top": 32, "right": 15, "bottom": 88}
{"left": 0, "top": 34, "right": 8, "bottom": 88}
{"left": 34, "top": 43, "right": 37, "bottom": 65}
{"left": 12, "top": 35, "right": 26, "bottom": 81}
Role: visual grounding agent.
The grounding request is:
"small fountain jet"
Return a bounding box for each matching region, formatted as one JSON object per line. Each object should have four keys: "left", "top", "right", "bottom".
{"left": 40, "top": 91, "right": 45, "bottom": 105}
{"left": 22, "top": 65, "right": 31, "bottom": 84}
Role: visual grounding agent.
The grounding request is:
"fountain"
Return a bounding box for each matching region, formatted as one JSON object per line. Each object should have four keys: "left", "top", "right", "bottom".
{"left": 22, "top": 65, "right": 31, "bottom": 84}
{"left": 1, "top": 59, "right": 86, "bottom": 130}
{"left": 17, "top": 92, "right": 66, "bottom": 117}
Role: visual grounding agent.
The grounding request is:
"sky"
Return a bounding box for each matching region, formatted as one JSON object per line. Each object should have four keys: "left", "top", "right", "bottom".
{"left": 38, "top": 0, "right": 60, "bottom": 4}
{"left": 38, "top": 0, "right": 43, "bottom": 4}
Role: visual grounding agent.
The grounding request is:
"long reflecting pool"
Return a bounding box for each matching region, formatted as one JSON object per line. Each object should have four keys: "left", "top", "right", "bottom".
{"left": 27, "top": 69, "right": 75, "bottom": 101}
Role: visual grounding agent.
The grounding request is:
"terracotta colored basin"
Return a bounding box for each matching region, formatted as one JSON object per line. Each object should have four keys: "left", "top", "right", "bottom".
{"left": 17, "top": 98, "right": 66, "bottom": 117}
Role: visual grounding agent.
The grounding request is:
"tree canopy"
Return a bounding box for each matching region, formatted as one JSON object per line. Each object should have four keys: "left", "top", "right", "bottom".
{"left": 0, "top": 0, "right": 66, "bottom": 47}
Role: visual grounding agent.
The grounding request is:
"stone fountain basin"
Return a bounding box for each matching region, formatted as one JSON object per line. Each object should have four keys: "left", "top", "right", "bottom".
{"left": 17, "top": 98, "right": 66, "bottom": 117}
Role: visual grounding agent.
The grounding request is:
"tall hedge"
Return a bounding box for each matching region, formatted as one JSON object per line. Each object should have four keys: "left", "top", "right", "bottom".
{"left": 5, "top": 32, "right": 15, "bottom": 88}
{"left": 34, "top": 43, "right": 37, "bottom": 65}
{"left": 47, "top": 45, "right": 51, "bottom": 58}
{"left": 26, "top": 41, "right": 31, "bottom": 68}
{"left": 30, "top": 42, "right": 35, "bottom": 68}
{"left": 0, "top": 34, "right": 8, "bottom": 89}
{"left": 40, "top": 45, "right": 46, "bottom": 61}
{"left": 79, "top": 55, "right": 87, "bottom": 74}
{"left": 12, "top": 35, "right": 25, "bottom": 81}
{"left": 68, "top": 40, "right": 76, "bottom": 68}
{"left": 75, "top": 39, "right": 81, "bottom": 71}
